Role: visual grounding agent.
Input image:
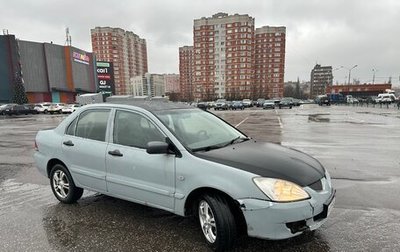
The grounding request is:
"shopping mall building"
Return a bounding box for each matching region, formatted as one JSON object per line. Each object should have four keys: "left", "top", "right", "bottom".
{"left": 0, "top": 34, "right": 97, "bottom": 103}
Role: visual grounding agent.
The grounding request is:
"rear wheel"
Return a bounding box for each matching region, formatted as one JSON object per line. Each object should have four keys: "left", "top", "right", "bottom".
{"left": 197, "top": 194, "right": 237, "bottom": 251}
{"left": 50, "top": 164, "right": 83, "bottom": 204}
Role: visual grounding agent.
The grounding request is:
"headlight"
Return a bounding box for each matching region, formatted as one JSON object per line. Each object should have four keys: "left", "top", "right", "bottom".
{"left": 253, "top": 177, "right": 310, "bottom": 202}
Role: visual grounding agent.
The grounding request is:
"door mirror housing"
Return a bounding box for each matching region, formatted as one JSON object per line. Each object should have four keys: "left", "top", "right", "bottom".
{"left": 146, "top": 141, "right": 171, "bottom": 154}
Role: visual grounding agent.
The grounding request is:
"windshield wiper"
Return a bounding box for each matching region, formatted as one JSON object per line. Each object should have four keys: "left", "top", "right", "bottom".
{"left": 192, "top": 136, "right": 250, "bottom": 152}
{"left": 220, "top": 136, "right": 250, "bottom": 148}
{"left": 192, "top": 144, "right": 225, "bottom": 152}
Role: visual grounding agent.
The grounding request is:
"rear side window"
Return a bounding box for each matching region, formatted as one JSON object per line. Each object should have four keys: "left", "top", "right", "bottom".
{"left": 75, "top": 110, "right": 110, "bottom": 141}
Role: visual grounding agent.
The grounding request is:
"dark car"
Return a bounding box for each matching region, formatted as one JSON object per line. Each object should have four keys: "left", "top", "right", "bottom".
{"left": 4, "top": 104, "right": 37, "bottom": 115}
{"left": 24, "top": 104, "right": 39, "bottom": 114}
{"left": 316, "top": 95, "right": 331, "bottom": 106}
{"left": 231, "top": 101, "right": 244, "bottom": 110}
{"left": 278, "top": 98, "right": 294, "bottom": 109}
{"left": 197, "top": 102, "right": 208, "bottom": 110}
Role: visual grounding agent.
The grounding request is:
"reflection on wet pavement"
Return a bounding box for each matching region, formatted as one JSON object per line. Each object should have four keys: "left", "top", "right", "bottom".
{"left": 41, "top": 193, "right": 332, "bottom": 251}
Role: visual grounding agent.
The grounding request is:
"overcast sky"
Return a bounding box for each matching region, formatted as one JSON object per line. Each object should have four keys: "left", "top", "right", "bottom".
{"left": 1, "top": 0, "right": 399, "bottom": 86}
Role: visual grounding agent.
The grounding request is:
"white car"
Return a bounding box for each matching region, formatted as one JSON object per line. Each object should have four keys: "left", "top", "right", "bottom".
{"left": 48, "top": 103, "right": 66, "bottom": 114}
{"left": 242, "top": 99, "right": 252, "bottom": 107}
{"left": 34, "top": 103, "right": 52, "bottom": 114}
{"left": 34, "top": 101, "right": 335, "bottom": 250}
{"left": 375, "top": 93, "right": 396, "bottom": 104}
{"left": 61, "top": 104, "right": 82, "bottom": 114}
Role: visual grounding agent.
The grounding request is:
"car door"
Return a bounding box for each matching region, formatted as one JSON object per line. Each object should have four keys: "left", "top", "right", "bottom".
{"left": 106, "top": 109, "right": 175, "bottom": 211}
{"left": 61, "top": 109, "right": 111, "bottom": 193}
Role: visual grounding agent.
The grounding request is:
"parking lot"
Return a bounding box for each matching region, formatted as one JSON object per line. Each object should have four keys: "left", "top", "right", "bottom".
{"left": 1, "top": 104, "right": 400, "bottom": 251}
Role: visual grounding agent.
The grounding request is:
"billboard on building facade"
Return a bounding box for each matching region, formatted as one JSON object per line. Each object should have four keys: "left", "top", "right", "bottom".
{"left": 96, "top": 61, "right": 115, "bottom": 95}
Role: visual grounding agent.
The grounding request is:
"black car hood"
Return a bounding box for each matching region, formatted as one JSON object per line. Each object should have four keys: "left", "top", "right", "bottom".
{"left": 194, "top": 140, "right": 325, "bottom": 186}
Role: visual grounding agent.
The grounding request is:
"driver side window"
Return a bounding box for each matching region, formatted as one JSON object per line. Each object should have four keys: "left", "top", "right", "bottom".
{"left": 113, "top": 110, "right": 165, "bottom": 148}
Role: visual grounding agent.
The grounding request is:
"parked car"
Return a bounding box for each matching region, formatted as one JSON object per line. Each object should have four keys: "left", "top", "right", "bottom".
{"left": 48, "top": 103, "right": 65, "bottom": 114}
{"left": 214, "top": 99, "right": 228, "bottom": 110}
{"left": 196, "top": 102, "right": 208, "bottom": 111}
{"left": 34, "top": 101, "right": 335, "bottom": 251}
{"left": 242, "top": 99, "right": 252, "bottom": 107}
{"left": 279, "top": 98, "right": 294, "bottom": 109}
{"left": 262, "top": 100, "right": 275, "bottom": 109}
{"left": 34, "top": 103, "right": 52, "bottom": 114}
{"left": 316, "top": 95, "right": 331, "bottom": 106}
{"left": 61, "top": 104, "right": 83, "bottom": 114}
{"left": 375, "top": 93, "right": 396, "bottom": 104}
{"left": 292, "top": 98, "right": 301, "bottom": 106}
{"left": 0, "top": 104, "right": 17, "bottom": 115}
{"left": 24, "top": 104, "right": 40, "bottom": 114}
{"left": 207, "top": 101, "right": 215, "bottom": 108}
{"left": 231, "top": 101, "right": 244, "bottom": 110}
{"left": 347, "top": 97, "right": 359, "bottom": 104}
{"left": 4, "top": 104, "right": 37, "bottom": 115}
{"left": 256, "top": 98, "right": 265, "bottom": 107}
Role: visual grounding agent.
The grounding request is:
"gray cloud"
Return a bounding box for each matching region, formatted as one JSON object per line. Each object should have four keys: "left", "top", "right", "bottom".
{"left": 1, "top": 0, "right": 399, "bottom": 85}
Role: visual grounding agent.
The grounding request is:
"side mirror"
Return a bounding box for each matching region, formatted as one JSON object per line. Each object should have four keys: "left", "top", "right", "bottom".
{"left": 146, "top": 141, "right": 170, "bottom": 154}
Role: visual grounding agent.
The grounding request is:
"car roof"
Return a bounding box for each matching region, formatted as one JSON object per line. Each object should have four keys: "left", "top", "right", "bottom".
{"left": 95, "top": 100, "right": 193, "bottom": 112}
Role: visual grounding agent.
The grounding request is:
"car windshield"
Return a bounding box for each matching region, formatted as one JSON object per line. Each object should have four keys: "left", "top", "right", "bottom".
{"left": 155, "top": 109, "right": 248, "bottom": 152}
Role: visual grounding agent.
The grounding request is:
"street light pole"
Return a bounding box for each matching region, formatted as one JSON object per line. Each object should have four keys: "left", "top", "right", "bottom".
{"left": 372, "top": 69, "right": 378, "bottom": 84}
{"left": 347, "top": 65, "right": 358, "bottom": 85}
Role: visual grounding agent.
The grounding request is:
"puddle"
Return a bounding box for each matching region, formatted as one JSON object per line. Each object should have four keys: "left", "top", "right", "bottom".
{"left": 308, "top": 114, "right": 330, "bottom": 122}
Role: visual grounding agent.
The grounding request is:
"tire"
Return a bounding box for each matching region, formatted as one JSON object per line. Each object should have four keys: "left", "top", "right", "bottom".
{"left": 197, "top": 194, "right": 237, "bottom": 251}
{"left": 49, "top": 164, "right": 83, "bottom": 204}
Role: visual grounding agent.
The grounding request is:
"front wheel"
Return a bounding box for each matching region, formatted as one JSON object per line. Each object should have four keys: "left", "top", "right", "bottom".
{"left": 198, "top": 194, "right": 237, "bottom": 251}
{"left": 50, "top": 164, "right": 83, "bottom": 204}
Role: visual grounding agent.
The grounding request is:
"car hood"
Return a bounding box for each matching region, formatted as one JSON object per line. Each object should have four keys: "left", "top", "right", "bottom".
{"left": 194, "top": 140, "right": 325, "bottom": 186}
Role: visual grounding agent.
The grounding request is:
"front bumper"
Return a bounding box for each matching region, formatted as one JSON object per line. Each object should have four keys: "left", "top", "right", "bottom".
{"left": 238, "top": 186, "right": 335, "bottom": 240}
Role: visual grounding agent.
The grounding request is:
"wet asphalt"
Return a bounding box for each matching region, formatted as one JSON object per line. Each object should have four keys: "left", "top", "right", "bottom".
{"left": 0, "top": 104, "right": 400, "bottom": 251}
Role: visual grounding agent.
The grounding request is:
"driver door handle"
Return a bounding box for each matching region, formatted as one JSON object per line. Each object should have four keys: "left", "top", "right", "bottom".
{"left": 108, "top": 149, "right": 123, "bottom": 157}
{"left": 63, "top": 140, "right": 74, "bottom": 146}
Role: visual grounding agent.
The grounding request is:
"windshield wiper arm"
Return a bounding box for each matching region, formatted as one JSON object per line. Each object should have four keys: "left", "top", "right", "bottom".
{"left": 231, "top": 136, "right": 250, "bottom": 144}
{"left": 223, "top": 136, "right": 250, "bottom": 147}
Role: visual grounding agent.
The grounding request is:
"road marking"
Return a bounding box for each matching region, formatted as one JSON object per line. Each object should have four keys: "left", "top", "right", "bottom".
{"left": 235, "top": 116, "right": 249, "bottom": 127}
{"left": 278, "top": 116, "right": 283, "bottom": 129}
{"left": 275, "top": 110, "right": 283, "bottom": 128}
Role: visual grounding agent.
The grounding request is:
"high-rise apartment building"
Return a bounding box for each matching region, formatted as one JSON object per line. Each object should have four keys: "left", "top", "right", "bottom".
{"left": 130, "top": 73, "right": 165, "bottom": 97}
{"left": 164, "top": 74, "right": 180, "bottom": 93}
{"left": 180, "top": 13, "right": 286, "bottom": 101}
{"left": 254, "top": 26, "right": 286, "bottom": 98}
{"left": 91, "top": 27, "right": 148, "bottom": 95}
{"left": 310, "top": 64, "right": 333, "bottom": 98}
{"left": 193, "top": 13, "right": 255, "bottom": 100}
{"left": 179, "top": 46, "right": 194, "bottom": 101}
